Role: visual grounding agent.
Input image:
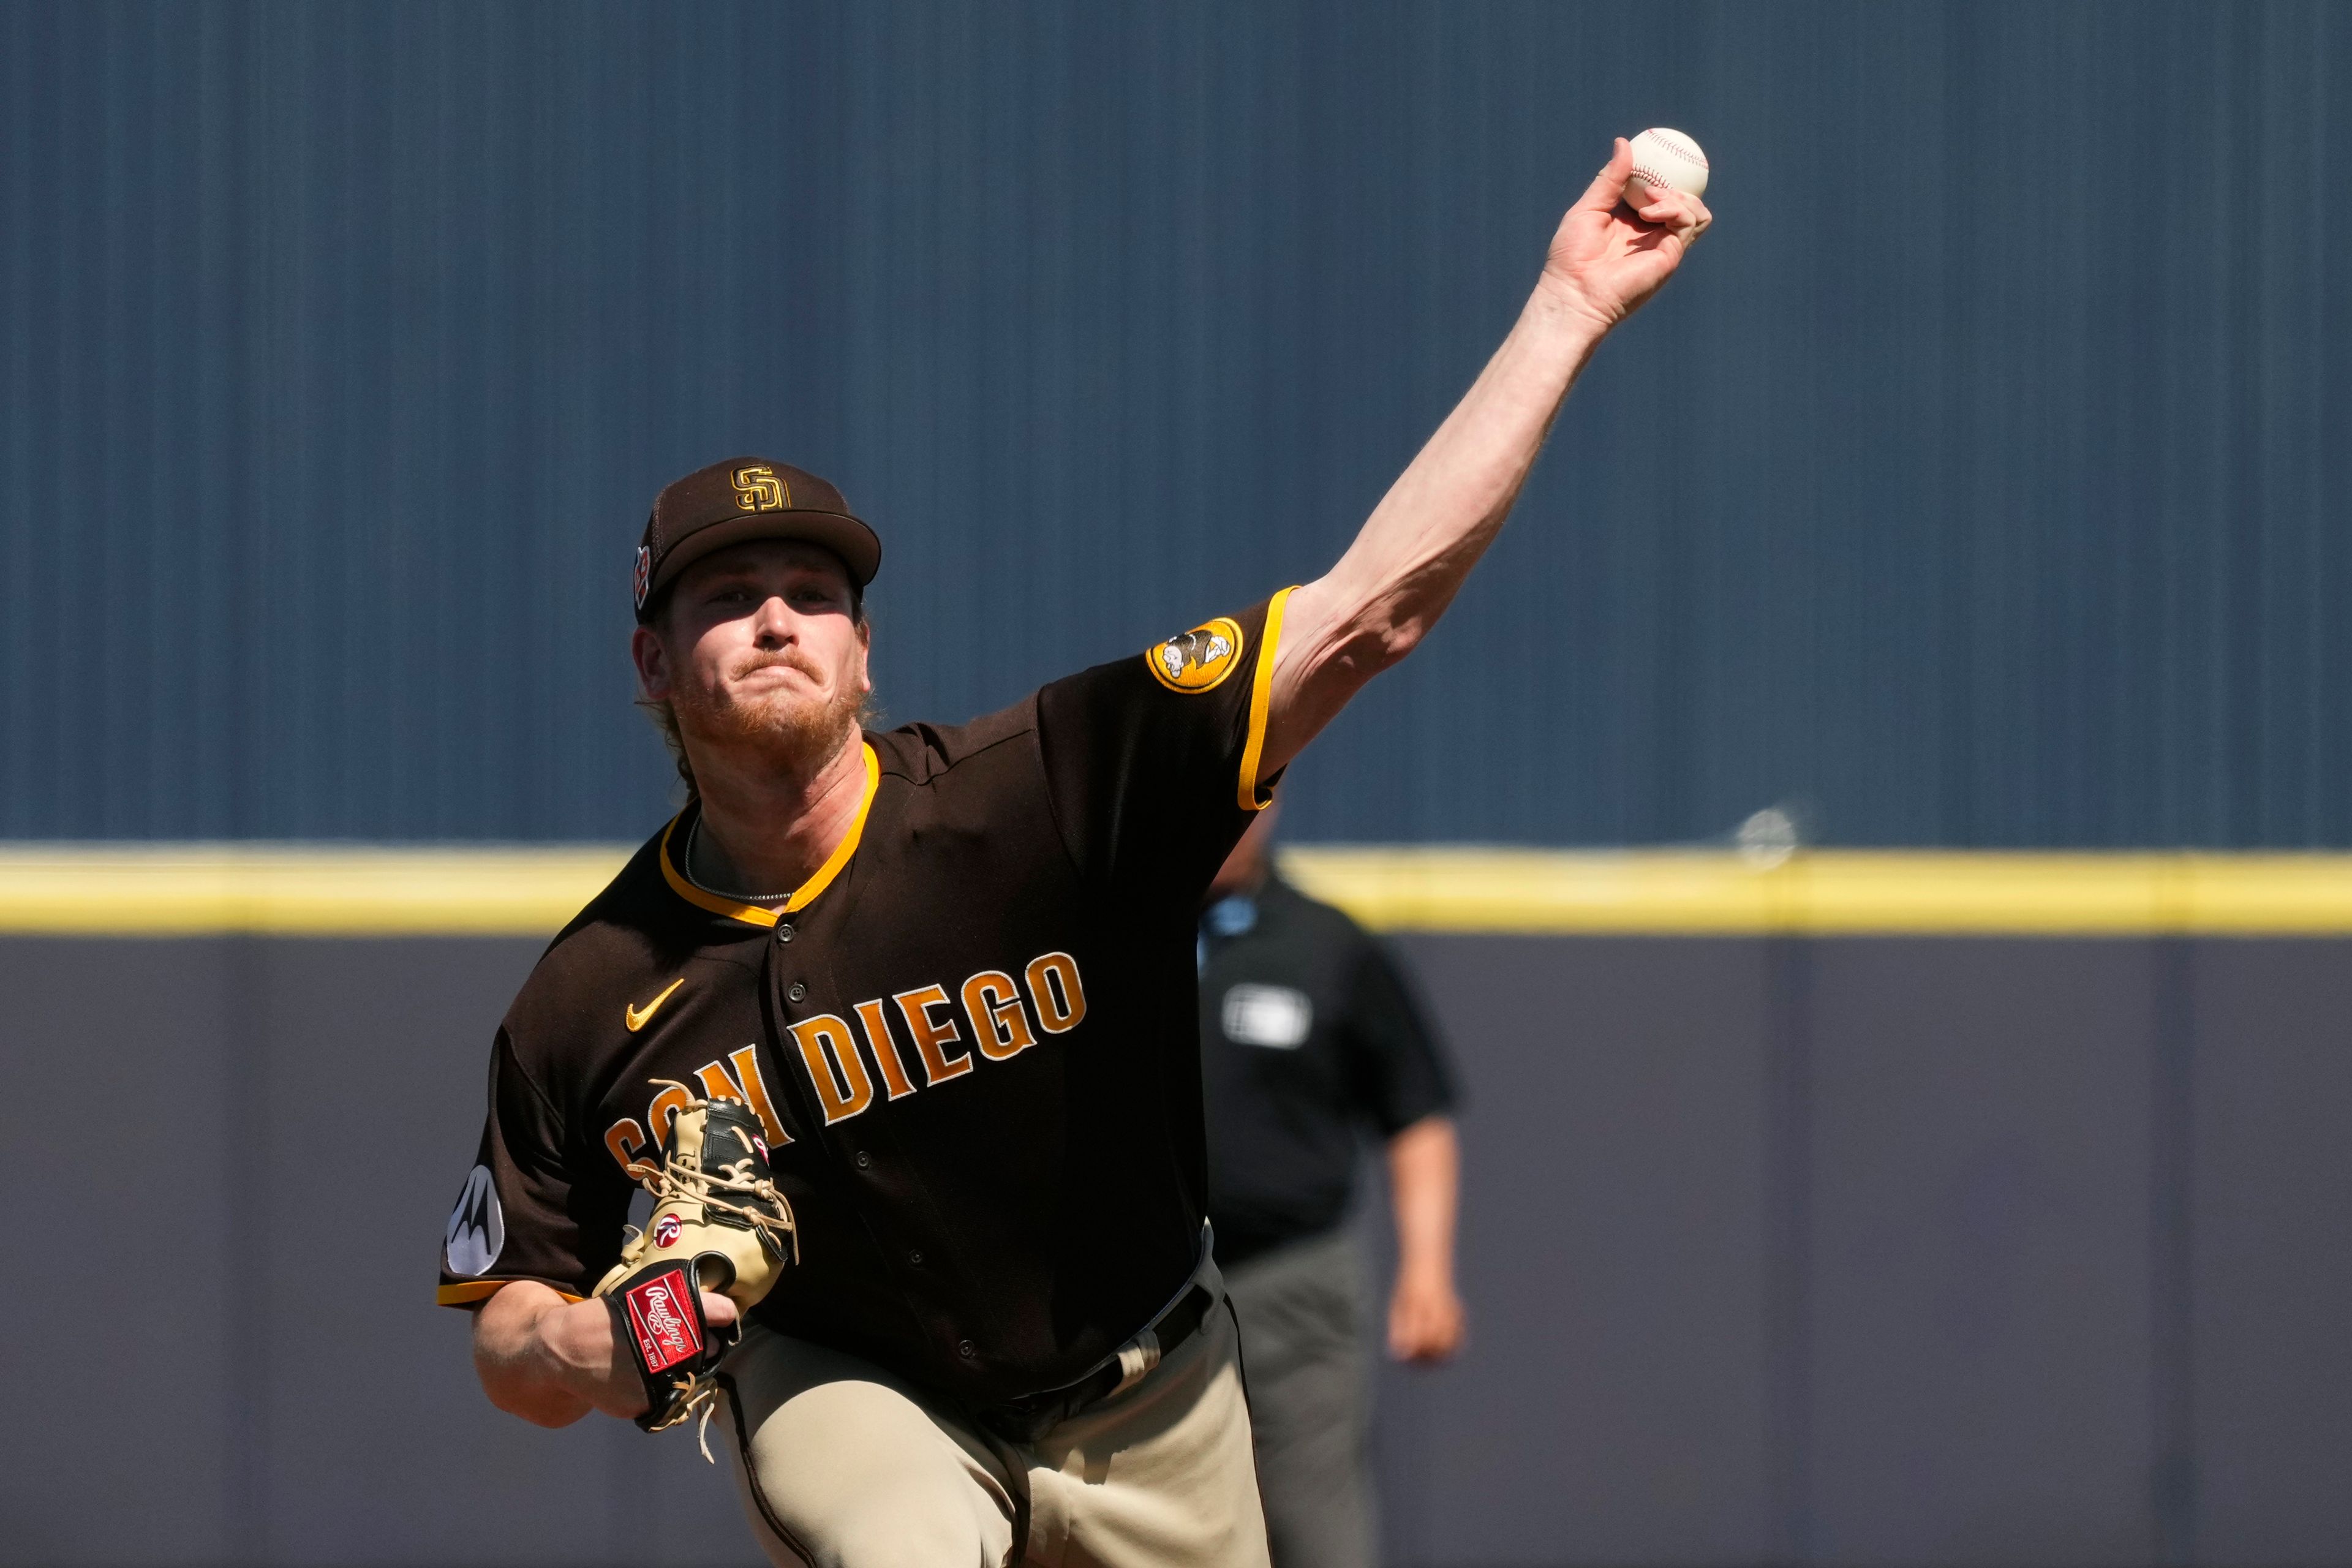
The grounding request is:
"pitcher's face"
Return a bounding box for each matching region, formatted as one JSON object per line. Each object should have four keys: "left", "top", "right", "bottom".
{"left": 633, "top": 540, "right": 871, "bottom": 776}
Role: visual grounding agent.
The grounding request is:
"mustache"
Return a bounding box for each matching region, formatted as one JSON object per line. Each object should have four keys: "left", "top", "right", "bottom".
{"left": 671, "top": 642, "right": 864, "bottom": 774}
{"left": 729, "top": 650, "right": 824, "bottom": 683}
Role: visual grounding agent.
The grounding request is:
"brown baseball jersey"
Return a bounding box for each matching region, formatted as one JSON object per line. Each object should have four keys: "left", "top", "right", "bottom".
{"left": 439, "top": 590, "right": 1294, "bottom": 1407}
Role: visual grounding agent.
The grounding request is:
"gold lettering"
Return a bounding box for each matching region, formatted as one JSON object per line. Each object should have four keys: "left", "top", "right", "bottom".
{"left": 894, "top": 984, "right": 973, "bottom": 1086}
{"left": 854, "top": 998, "right": 919, "bottom": 1101}
{"left": 646, "top": 1084, "right": 694, "bottom": 1145}
{"left": 693, "top": 1048, "right": 792, "bottom": 1146}
{"left": 728, "top": 1044, "right": 792, "bottom": 1145}
{"left": 603, "top": 1117, "right": 648, "bottom": 1172}
{"left": 790, "top": 1014, "right": 875, "bottom": 1125}
{"left": 731, "top": 464, "right": 788, "bottom": 511}
{"left": 962, "top": 970, "right": 1038, "bottom": 1062}
{"left": 1023, "top": 952, "right": 1087, "bottom": 1034}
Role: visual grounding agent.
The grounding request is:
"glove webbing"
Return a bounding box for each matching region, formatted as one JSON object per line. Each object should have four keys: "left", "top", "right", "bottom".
{"left": 620, "top": 1101, "right": 799, "bottom": 1267}
{"left": 621, "top": 1152, "right": 799, "bottom": 1265}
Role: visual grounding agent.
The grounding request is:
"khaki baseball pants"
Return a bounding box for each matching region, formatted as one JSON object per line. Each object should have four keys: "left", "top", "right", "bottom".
{"left": 714, "top": 1272, "right": 1270, "bottom": 1568}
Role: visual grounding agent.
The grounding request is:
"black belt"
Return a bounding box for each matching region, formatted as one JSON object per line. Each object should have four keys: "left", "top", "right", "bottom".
{"left": 977, "top": 1282, "right": 1218, "bottom": 1444}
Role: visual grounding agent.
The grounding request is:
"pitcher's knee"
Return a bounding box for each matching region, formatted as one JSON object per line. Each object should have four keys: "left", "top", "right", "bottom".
{"left": 736, "top": 1425, "right": 1009, "bottom": 1568}
{"left": 819, "top": 1483, "right": 1004, "bottom": 1567}
{"left": 721, "top": 1335, "right": 1014, "bottom": 1568}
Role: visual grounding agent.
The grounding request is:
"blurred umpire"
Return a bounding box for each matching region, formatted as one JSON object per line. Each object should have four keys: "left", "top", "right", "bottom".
{"left": 1200, "top": 801, "right": 1464, "bottom": 1568}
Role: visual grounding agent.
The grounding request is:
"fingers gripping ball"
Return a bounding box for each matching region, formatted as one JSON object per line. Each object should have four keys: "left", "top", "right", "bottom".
{"left": 1624, "top": 127, "right": 1709, "bottom": 206}
{"left": 594, "top": 1084, "right": 798, "bottom": 1454}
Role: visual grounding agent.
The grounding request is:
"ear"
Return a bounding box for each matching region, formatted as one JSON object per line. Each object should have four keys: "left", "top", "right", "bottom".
{"left": 631, "top": 624, "right": 673, "bottom": 702}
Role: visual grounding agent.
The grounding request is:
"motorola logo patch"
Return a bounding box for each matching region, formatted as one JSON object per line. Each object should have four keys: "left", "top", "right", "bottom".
{"left": 444, "top": 1164, "right": 505, "bottom": 1276}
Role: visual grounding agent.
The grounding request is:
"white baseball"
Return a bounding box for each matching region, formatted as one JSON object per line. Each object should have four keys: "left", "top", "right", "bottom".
{"left": 1624, "top": 127, "right": 1708, "bottom": 206}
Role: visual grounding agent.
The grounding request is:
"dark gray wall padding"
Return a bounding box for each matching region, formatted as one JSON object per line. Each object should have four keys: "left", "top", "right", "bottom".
{"left": 2, "top": 932, "right": 2346, "bottom": 1566}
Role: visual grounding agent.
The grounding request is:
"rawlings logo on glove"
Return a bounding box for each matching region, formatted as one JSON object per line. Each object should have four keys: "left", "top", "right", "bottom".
{"left": 593, "top": 1082, "right": 798, "bottom": 1457}
{"left": 622, "top": 1268, "right": 705, "bottom": 1371}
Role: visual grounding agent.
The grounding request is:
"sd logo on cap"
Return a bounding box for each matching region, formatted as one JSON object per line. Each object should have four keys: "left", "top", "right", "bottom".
{"left": 634, "top": 456, "right": 882, "bottom": 620}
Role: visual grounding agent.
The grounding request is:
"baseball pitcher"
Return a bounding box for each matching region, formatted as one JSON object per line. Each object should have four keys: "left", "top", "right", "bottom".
{"left": 439, "top": 140, "right": 1709, "bottom": 1567}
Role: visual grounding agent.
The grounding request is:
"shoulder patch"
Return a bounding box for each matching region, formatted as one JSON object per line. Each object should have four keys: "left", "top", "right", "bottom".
{"left": 444, "top": 1164, "right": 505, "bottom": 1276}
{"left": 1147, "top": 617, "right": 1246, "bottom": 693}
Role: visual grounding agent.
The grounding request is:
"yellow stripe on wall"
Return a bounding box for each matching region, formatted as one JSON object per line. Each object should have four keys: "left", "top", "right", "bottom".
{"left": 1279, "top": 848, "right": 2352, "bottom": 937}
{"left": 0, "top": 844, "right": 632, "bottom": 936}
{"left": 4, "top": 843, "right": 2352, "bottom": 937}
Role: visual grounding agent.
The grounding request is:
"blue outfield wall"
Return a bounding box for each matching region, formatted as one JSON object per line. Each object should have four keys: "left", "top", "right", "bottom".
{"left": 2, "top": 927, "right": 2346, "bottom": 1568}
{"left": 3, "top": 1, "right": 2350, "bottom": 847}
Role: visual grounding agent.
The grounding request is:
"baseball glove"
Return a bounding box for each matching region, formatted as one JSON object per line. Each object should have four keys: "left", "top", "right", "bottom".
{"left": 594, "top": 1082, "right": 797, "bottom": 1455}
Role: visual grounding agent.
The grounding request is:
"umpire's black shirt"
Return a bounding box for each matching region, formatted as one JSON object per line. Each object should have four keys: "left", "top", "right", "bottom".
{"left": 440, "top": 594, "right": 1292, "bottom": 1408}
{"left": 1198, "top": 874, "right": 1456, "bottom": 1267}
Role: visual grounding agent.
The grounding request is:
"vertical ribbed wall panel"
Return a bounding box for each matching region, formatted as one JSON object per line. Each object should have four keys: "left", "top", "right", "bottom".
{"left": 1, "top": 1, "right": 2346, "bottom": 845}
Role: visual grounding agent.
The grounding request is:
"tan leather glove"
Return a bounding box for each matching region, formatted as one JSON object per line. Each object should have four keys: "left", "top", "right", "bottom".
{"left": 594, "top": 1084, "right": 797, "bottom": 1448}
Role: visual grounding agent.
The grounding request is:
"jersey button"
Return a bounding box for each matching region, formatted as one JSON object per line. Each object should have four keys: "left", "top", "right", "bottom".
{"left": 775, "top": 924, "right": 793, "bottom": 943}
{"left": 957, "top": 1339, "right": 976, "bottom": 1359}
{"left": 854, "top": 1150, "right": 872, "bottom": 1169}
{"left": 908, "top": 1250, "right": 924, "bottom": 1266}
{"left": 787, "top": 981, "right": 807, "bottom": 1002}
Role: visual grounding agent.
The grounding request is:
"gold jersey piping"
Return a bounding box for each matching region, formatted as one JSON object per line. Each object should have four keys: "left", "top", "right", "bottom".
{"left": 656, "top": 742, "right": 881, "bottom": 928}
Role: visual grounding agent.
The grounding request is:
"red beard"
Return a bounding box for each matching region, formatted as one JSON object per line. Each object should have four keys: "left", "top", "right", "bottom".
{"left": 671, "top": 650, "right": 864, "bottom": 779}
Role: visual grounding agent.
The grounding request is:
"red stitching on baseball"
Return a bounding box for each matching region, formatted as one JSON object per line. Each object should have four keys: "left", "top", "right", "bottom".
{"left": 1642, "top": 130, "right": 1708, "bottom": 168}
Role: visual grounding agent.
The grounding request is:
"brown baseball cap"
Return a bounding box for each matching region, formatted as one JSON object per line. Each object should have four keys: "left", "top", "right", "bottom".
{"left": 633, "top": 456, "right": 882, "bottom": 622}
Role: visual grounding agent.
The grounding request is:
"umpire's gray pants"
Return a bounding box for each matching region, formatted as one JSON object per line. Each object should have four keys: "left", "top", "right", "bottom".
{"left": 1226, "top": 1227, "right": 1378, "bottom": 1568}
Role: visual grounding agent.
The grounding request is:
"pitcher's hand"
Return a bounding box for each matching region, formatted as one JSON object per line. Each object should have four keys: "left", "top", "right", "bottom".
{"left": 1540, "top": 137, "right": 1712, "bottom": 333}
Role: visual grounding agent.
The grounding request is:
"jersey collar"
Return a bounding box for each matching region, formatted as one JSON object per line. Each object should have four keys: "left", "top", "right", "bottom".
{"left": 657, "top": 741, "right": 881, "bottom": 928}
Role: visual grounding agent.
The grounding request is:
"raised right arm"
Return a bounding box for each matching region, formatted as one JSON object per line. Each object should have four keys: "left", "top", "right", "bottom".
{"left": 1258, "top": 138, "right": 1710, "bottom": 778}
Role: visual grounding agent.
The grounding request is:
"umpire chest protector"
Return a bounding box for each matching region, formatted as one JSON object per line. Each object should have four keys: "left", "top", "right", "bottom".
{"left": 441, "top": 592, "right": 1292, "bottom": 1408}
